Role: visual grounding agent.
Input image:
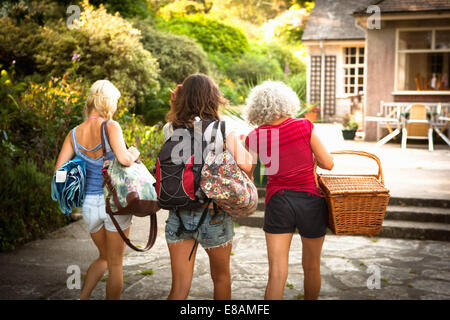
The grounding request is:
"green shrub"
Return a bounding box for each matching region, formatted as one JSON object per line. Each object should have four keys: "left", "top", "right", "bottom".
{"left": 134, "top": 19, "right": 209, "bottom": 84}
{"left": 4, "top": 75, "right": 87, "bottom": 168}
{"left": 120, "top": 113, "right": 165, "bottom": 172}
{"left": 90, "top": 0, "right": 150, "bottom": 18}
{"left": 34, "top": 1, "right": 160, "bottom": 102}
{"left": 226, "top": 50, "right": 284, "bottom": 85}
{"left": 135, "top": 85, "right": 171, "bottom": 125}
{"left": 161, "top": 14, "right": 249, "bottom": 58}
{"left": 0, "top": 16, "right": 44, "bottom": 76}
{"left": 286, "top": 72, "right": 307, "bottom": 106}
{"left": 265, "top": 42, "right": 305, "bottom": 75}
{"left": 0, "top": 156, "right": 70, "bottom": 252}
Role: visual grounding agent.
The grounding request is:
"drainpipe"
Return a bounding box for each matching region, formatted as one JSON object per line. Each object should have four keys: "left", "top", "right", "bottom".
{"left": 320, "top": 41, "right": 325, "bottom": 121}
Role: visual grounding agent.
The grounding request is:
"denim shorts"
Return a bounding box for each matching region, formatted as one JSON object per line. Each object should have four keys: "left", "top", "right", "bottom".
{"left": 264, "top": 189, "right": 328, "bottom": 238}
{"left": 165, "top": 207, "right": 235, "bottom": 249}
{"left": 82, "top": 194, "right": 132, "bottom": 234}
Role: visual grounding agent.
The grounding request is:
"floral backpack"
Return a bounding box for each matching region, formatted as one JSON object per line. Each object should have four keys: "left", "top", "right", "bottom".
{"left": 101, "top": 120, "right": 159, "bottom": 252}
{"left": 200, "top": 121, "right": 258, "bottom": 217}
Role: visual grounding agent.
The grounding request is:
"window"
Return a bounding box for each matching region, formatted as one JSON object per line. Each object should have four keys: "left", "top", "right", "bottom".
{"left": 343, "top": 47, "right": 364, "bottom": 95}
{"left": 396, "top": 28, "right": 450, "bottom": 91}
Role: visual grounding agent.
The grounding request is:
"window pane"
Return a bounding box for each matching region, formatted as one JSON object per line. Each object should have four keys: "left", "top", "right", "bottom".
{"left": 396, "top": 52, "right": 450, "bottom": 90}
{"left": 350, "top": 68, "right": 355, "bottom": 75}
{"left": 350, "top": 48, "right": 356, "bottom": 54}
{"left": 399, "top": 31, "right": 432, "bottom": 50}
{"left": 350, "top": 57, "right": 356, "bottom": 64}
{"left": 358, "top": 68, "right": 364, "bottom": 75}
{"left": 358, "top": 77, "right": 364, "bottom": 84}
{"left": 435, "top": 30, "right": 450, "bottom": 50}
{"left": 359, "top": 47, "right": 364, "bottom": 55}
{"left": 359, "top": 56, "right": 364, "bottom": 64}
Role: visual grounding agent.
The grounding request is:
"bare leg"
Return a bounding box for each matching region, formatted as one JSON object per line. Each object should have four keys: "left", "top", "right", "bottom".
{"left": 205, "top": 241, "right": 232, "bottom": 300}
{"left": 301, "top": 235, "right": 325, "bottom": 300}
{"left": 264, "top": 232, "right": 293, "bottom": 300}
{"left": 79, "top": 227, "right": 108, "bottom": 300}
{"left": 105, "top": 227, "right": 130, "bottom": 300}
{"left": 167, "top": 239, "right": 198, "bottom": 300}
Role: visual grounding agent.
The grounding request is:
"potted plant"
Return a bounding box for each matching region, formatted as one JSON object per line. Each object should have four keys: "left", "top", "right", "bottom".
{"left": 297, "top": 103, "right": 319, "bottom": 121}
{"left": 341, "top": 113, "right": 359, "bottom": 140}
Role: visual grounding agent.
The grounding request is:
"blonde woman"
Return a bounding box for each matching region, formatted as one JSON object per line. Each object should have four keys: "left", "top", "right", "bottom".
{"left": 55, "top": 80, "right": 140, "bottom": 300}
{"left": 244, "top": 81, "right": 334, "bottom": 300}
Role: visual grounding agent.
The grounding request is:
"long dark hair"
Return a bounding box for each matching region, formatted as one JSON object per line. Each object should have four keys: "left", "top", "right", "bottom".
{"left": 166, "top": 73, "right": 228, "bottom": 128}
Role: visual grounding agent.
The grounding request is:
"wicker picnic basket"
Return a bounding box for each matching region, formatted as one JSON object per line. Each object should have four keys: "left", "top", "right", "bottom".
{"left": 314, "top": 150, "right": 390, "bottom": 236}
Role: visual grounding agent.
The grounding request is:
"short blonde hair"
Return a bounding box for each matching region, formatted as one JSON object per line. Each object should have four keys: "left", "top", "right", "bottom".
{"left": 85, "top": 80, "right": 121, "bottom": 120}
{"left": 244, "top": 80, "right": 300, "bottom": 127}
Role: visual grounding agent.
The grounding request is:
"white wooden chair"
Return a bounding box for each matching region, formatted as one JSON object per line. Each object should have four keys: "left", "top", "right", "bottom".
{"left": 401, "top": 104, "right": 433, "bottom": 151}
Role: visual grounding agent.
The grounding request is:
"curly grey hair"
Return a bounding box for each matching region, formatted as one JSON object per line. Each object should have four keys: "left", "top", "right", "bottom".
{"left": 244, "top": 80, "right": 300, "bottom": 127}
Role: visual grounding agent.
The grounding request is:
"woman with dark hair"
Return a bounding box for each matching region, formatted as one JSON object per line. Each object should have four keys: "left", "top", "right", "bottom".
{"left": 163, "top": 73, "right": 253, "bottom": 300}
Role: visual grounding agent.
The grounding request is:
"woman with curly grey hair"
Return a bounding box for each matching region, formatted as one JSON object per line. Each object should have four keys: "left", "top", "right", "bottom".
{"left": 244, "top": 80, "right": 334, "bottom": 300}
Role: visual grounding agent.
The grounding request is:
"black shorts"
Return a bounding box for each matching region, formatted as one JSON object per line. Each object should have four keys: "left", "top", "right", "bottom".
{"left": 264, "top": 189, "right": 329, "bottom": 238}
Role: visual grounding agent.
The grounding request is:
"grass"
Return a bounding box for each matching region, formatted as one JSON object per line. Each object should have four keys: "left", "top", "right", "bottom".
{"left": 409, "top": 270, "right": 417, "bottom": 274}
{"left": 408, "top": 284, "right": 414, "bottom": 288}
{"left": 138, "top": 269, "right": 154, "bottom": 276}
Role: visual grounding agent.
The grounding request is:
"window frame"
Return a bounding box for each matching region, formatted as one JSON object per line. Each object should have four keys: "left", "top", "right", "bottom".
{"left": 342, "top": 46, "right": 365, "bottom": 97}
{"left": 394, "top": 27, "right": 450, "bottom": 94}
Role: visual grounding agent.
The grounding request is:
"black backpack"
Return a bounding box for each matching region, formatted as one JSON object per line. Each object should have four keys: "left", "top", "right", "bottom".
{"left": 154, "top": 119, "right": 216, "bottom": 210}
{"left": 154, "top": 119, "right": 221, "bottom": 260}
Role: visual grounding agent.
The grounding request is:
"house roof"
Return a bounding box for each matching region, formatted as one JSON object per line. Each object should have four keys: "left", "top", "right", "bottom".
{"left": 353, "top": 0, "right": 450, "bottom": 15}
{"left": 302, "top": 0, "right": 374, "bottom": 41}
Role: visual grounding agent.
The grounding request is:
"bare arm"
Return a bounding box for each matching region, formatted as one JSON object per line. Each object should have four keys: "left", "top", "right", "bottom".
{"left": 310, "top": 128, "right": 334, "bottom": 170}
{"left": 226, "top": 132, "right": 254, "bottom": 179}
{"left": 54, "top": 131, "right": 75, "bottom": 172}
{"left": 107, "top": 120, "right": 140, "bottom": 166}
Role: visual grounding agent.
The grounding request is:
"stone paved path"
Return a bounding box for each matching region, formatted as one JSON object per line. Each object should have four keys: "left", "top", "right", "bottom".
{"left": 1, "top": 211, "right": 449, "bottom": 300}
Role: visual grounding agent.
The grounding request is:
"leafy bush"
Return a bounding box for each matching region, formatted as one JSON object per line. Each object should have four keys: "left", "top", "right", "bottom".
{"left": 161, "top": 14, "right": 249, "bottom": 58}
{"left": 265, "top": 42, "right": 305, "bottom": 75}
{"left": 4, "top": 75, "right": 86, "bottom": 168}
{"left": 285, "top": 72, "right": 307, "bottom": 106}
{"left": 120, "top": 112, "right": 165, "bottom": 172}
{"left": 226, "top": 50, "right": 283, "bottom": 85}
{"left": 0, "top": 156, "right": 70, "bottom": 252}
{"left": 0, "top": 16, "right": 44, "bottom": 76}
{"left": 90, "top": 0, "right": 150, "bottom": 18}
{"left": 134, "top": 19, "right": 209, "bottom": 84}
{"left": 34, "top": 1, "right": 160, "bottom": 102}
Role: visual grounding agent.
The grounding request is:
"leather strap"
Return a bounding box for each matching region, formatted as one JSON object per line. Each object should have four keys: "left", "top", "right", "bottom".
{"left": 106, "top": 199, "right": 157, "bottom": 252}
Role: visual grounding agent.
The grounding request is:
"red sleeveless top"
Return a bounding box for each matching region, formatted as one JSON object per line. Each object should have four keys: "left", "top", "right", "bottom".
{"left": 245, "top": 118, "right": 320, "bottom": 204}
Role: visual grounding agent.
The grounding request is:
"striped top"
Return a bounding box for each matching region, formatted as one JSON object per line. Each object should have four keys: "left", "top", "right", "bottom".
{"left": 245, "top": 118, "right": 320, "bottom": 204}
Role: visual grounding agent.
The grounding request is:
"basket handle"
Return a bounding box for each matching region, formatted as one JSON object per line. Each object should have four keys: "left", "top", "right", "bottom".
{"left": 314, "top": 150, "right": 384, "bottom": 186}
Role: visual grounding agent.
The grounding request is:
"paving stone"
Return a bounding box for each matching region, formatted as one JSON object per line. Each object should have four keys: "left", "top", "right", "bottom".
{"left": 422, "top": 269, "right": 450, "bottom": 281}
{"left": 410, "top": 280, "right": 450, "bottom": 296}
{"left": 2, "top": 219, "right": 450, "bottom": 300}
